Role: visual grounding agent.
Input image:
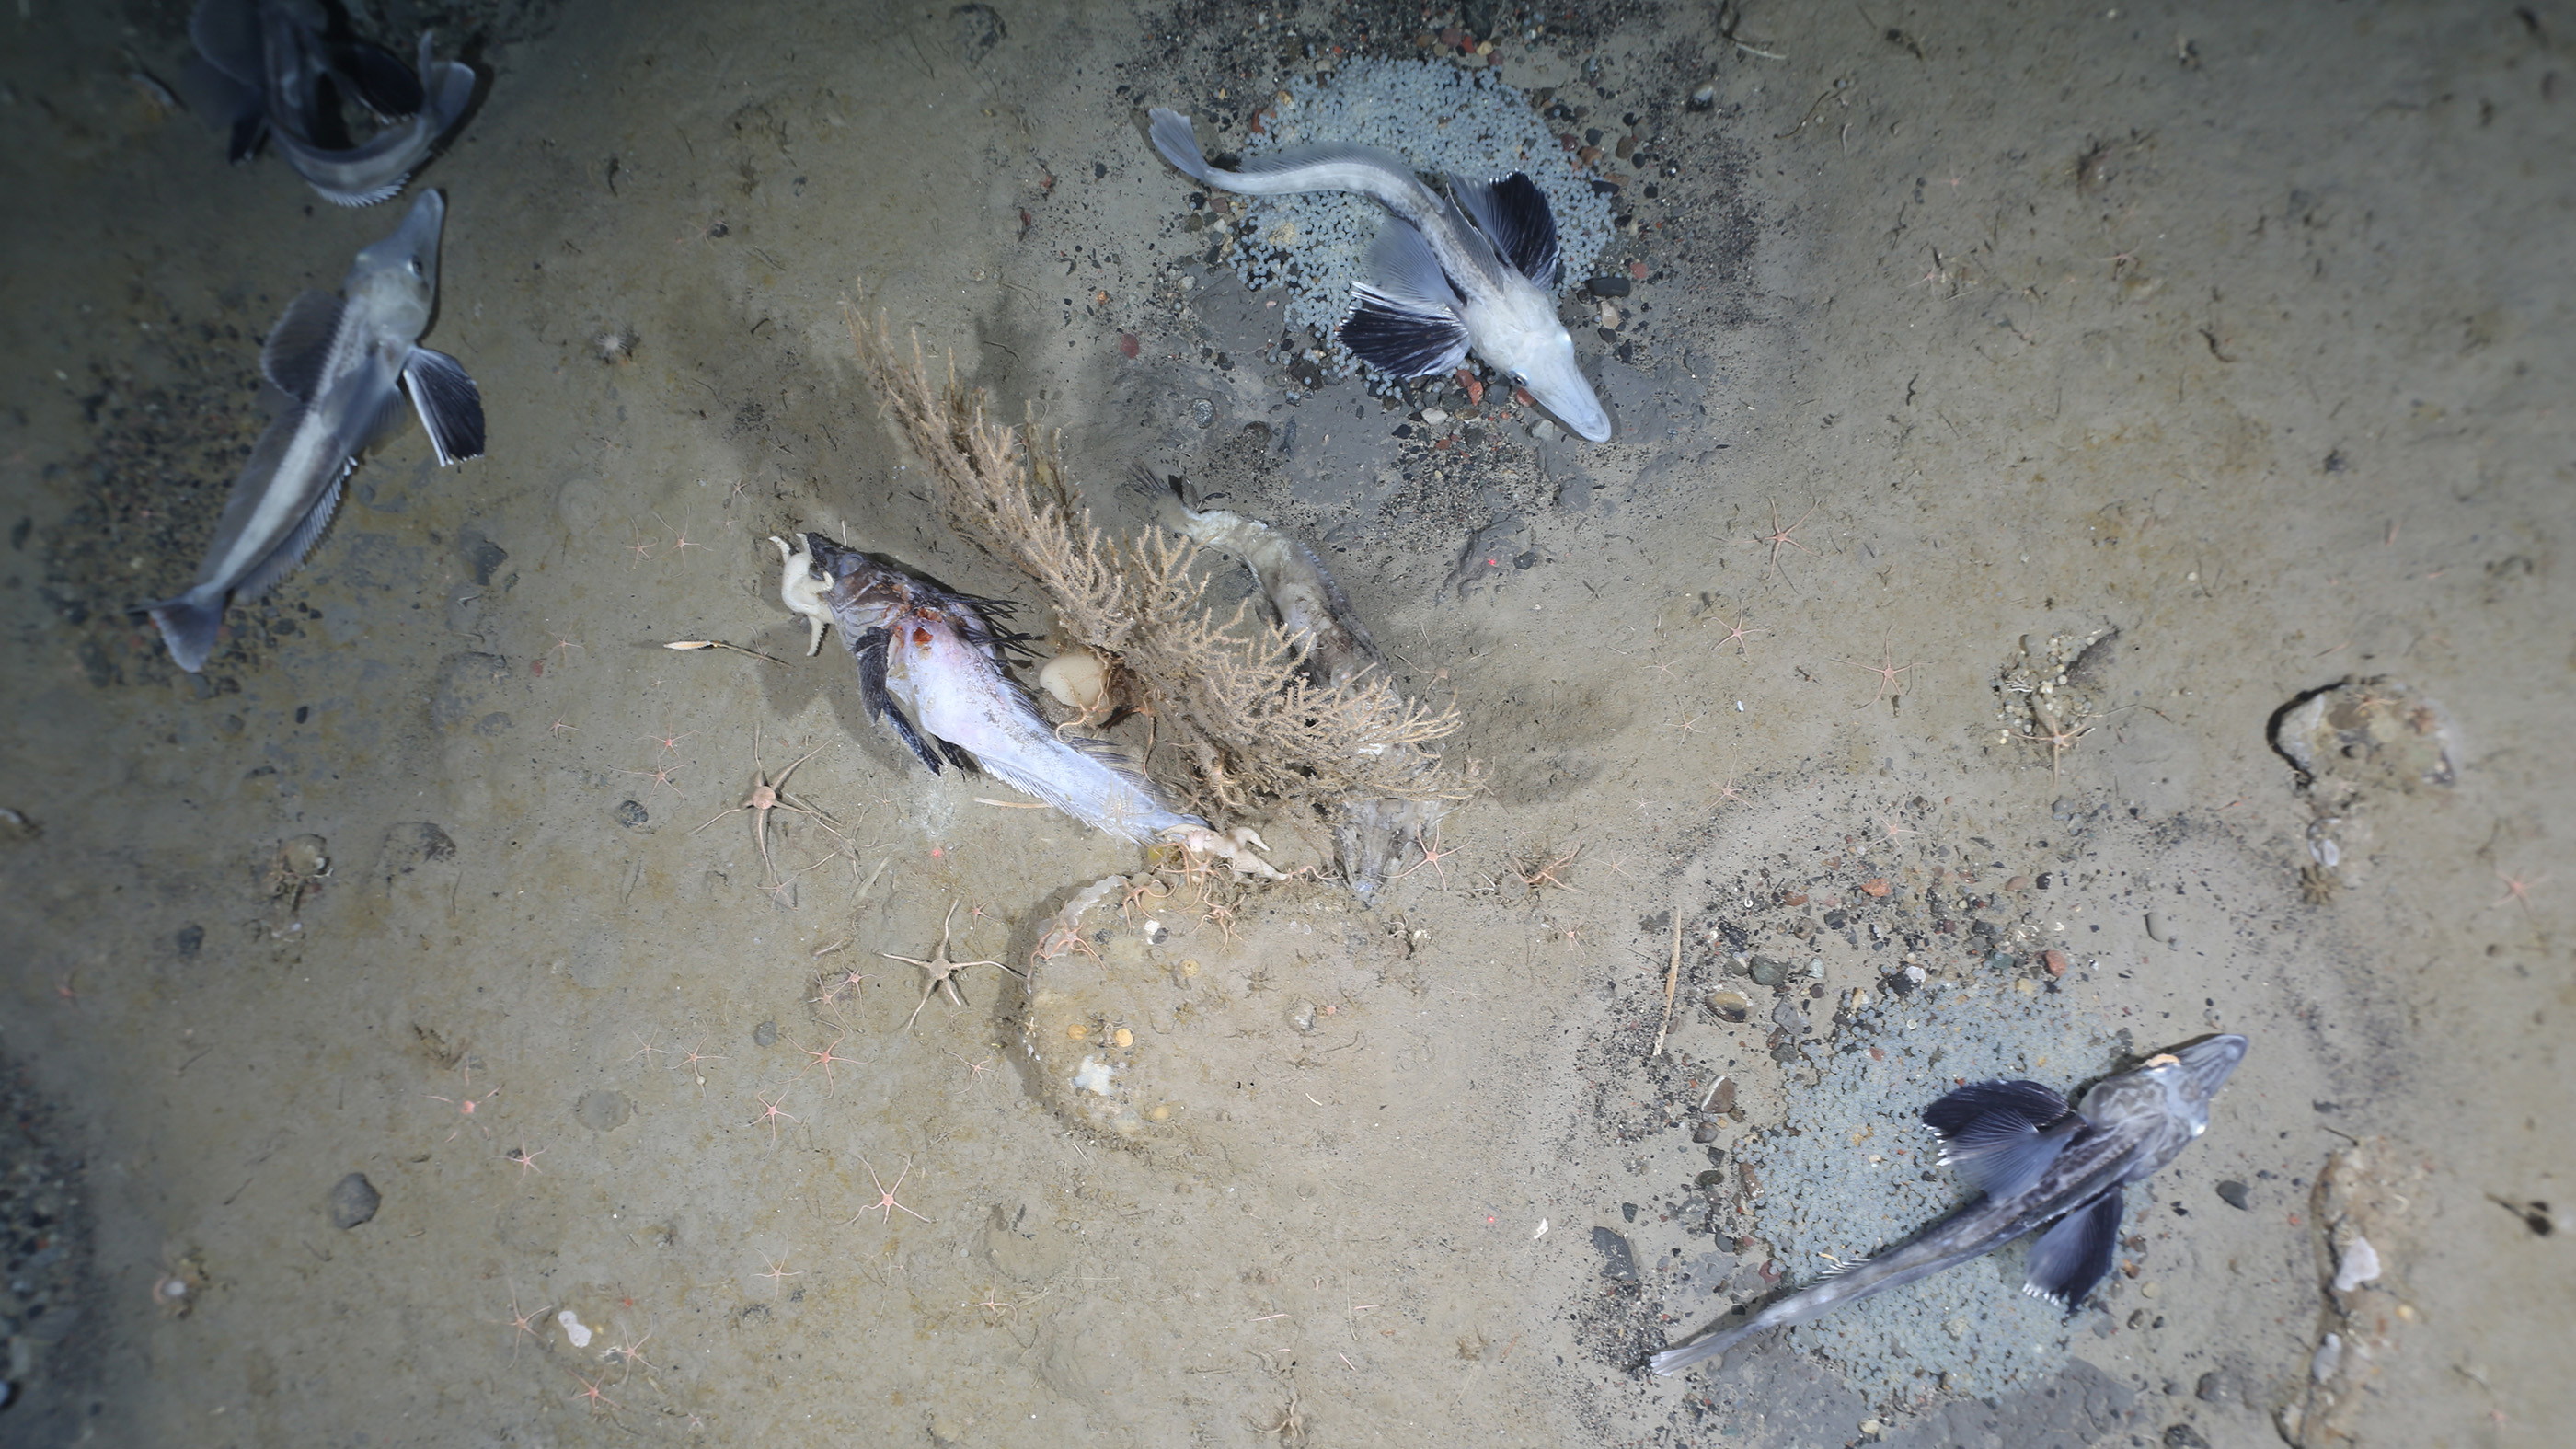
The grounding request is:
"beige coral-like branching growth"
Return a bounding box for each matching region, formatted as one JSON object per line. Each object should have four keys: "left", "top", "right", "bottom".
{"left": 847, "top": 311, "right": 1462, "bottom": 821}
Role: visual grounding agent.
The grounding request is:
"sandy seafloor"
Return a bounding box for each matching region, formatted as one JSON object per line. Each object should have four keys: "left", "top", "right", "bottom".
{"left": 3, "top": 1, "right": 2571, "bottom": 1445}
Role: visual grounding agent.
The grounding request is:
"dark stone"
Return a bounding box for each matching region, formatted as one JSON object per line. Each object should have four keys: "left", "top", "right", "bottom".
{"left": 753, "top": 1019, "right": 779, "bottom": 1047}
{"left": 1589, "top": 1225, "right": 1638, "bottom": 1282}
{"left": 2216, "top": 1179, "right": 2250, "bottom": 1210}
{"left": 1694, "top": 1167, "right": 1725, "bottom": 1190}
{"left": 1747, "top": 956, "right": 1786, "bottom": 986}
{"left": 176, "top": 924, "right": 204, "bottom": 958}
{"left": 1692, "top": 1119, "right": 1723, "bottom": 1144}
{"left": 1881, "top": 971, "right": 1916, "bottom": 996}
{"left": 1823, "top": 910, "right": 1847, "bottom": 929}
{"left": 1620, "top": 1202, "right": 1638, "bottom": 1223}
{"left": 459, "top": 529, "right": 509, "bottom": 587}
{"left": 1584, "top": 274, "right": 1632, "bottom": 297}
{"left": 328, "top": 1172, "right": 381, "bottom": 1229}
{"left": 1707, "top": 1077, "right": 1735, "bottom": 1115}
{"left": 2162, "top": 1426, "right": 2210, "bottom": 1449}
{"left": 615, "top": 799, "right": 649, "bottom": 828}
{"left": 2194, "top": 1369, "right": 2244, "bottom": 1405}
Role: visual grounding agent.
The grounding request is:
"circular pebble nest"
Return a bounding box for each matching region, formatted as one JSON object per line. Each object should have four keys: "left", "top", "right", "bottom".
{"left": 1019, "top": 891, "right": 1237, "bottom": 1148}
{"left": 1, "top": 1056, "right": 98, "bottom": 1430}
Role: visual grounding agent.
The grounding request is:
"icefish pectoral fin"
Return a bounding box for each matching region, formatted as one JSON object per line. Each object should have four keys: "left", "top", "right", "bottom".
{"left": 1923, "top": 1078, "right": 2082, "bottom": 1201}
{"left": 1341, "top": 228, "right": 1471, "bottom": 377}
{"left": 1341, "top": 290, "right": 1471, "bottom": 377}
{"left": 936, "top": 738, "right": 980, "bottom": 775}
{"left": 2023, "top": 1188, "right": 2123, "bottom": 1309}
{"left": 260, "top": 291, "right": 344, "bottom": 400}
{"left": 404, "top": 347, "right": 486, "bottom": 464}
{"left": 1450, "top": 172, "right": 1561, "bottom": 289}
{"left": 857, "top": 628, "right": 949, "bottom": 773}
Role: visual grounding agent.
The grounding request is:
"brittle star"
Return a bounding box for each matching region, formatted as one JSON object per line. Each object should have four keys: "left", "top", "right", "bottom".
{"left": 2016, "top": 711, "right": 2093, "bottom": 784}
{"left": 1754, "top": 499, "right": 1819, "bottom": 579}
{"left": 883, "top": 902, "right": 1022, "bottom": 1032}
{"left": 2490, "top": 868, "right": 2547, "bottom": 918}
{"left": 1710, "top": 597, "right": 1768, "bottom": 660}
{"left": 845, "top": 1152, "right": 932, "bottom": 1225}
{"left": 693, "top": 732, "right": 843, "bottom": 894}
{"left": 755, "top": 1251, "right": 801, "bottom": 1293}
{"left": 799, "top": 1033, "right": 860, "bottom": 1092}
{"left": 1394, "top": 824, "right": 1461, "bottom": 889}
{"left": 1833, "top": 629, "right": 1916, "bottom": 710}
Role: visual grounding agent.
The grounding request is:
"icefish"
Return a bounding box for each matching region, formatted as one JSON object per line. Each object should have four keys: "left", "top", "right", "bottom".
{"left": 185, "top": 0, "right": 474, "bottom": 206}
{"left": 144, "top": 190, "right": 484, "bottom": 672}
{"left": 1147, "top": 108, "right": 1611, "bottom": 443}
{"left": 1650, "top": 1034, "right": 2248, "bottom": 1375}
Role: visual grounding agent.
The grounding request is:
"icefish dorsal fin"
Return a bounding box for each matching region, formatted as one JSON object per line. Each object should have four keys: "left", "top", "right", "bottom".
{"left": 1450, "top": 173, "right": 1561, "bottom": 288}
{"left": 261, "top": 291, "right": 345, "bottom": 400}
{"left": 2022, "top": 1188, "right": 2124, "bottom": 1309}
{"left": 1922, "top": 1078, "right": 2081, "bottom": 1201}
{"left": 234, "top": 467, "right": 348, "bottom": 601}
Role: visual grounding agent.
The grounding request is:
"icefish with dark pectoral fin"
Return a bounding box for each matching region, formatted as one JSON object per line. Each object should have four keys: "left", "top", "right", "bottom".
{"left": 143, "top": 190, "right": 484, "bottom": 673}
{"left": 1650, "top": 1034, "right": 2248, "bottom": 1376}
{"left": 1148, "top": 108, "right": 1610, "bottom": 443}
{"left": 186, "top": 0, "right": 475, "bottom": 206}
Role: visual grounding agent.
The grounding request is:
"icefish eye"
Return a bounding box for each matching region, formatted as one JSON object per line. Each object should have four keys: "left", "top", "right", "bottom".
{"left": 1511, "top": 370, "right": 1529, "bottom": 386}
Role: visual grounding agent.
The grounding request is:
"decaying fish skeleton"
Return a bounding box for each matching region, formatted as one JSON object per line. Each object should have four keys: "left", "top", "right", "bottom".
{"left": 1148, "top": 107, "right": 1611, "bottom": 443}
{"left": 1650, "top": 1034, "right": 2249, "bottom": 1376}
{"left": 774, "top": 532, "right": 1280, "bottom": 877}
{"left": 1124, "top": 467, "right": 1442, "bottom": 899}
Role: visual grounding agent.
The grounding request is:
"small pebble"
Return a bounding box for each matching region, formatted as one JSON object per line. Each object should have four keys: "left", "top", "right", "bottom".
{"left": 2216, "top": 1179, "right": 2250, "bottom": 1210}
{"left": 753, "top": 1019, "right": 779, "bottom": 1047}
{"left": 2043, "top": 949, "right": 2069, "bottom": 975}
{"left": 2332, "top": 1236, "right": 2380, "bottom": 1292}
{"left": 615, "top": 799, "right": 649, "bottom": 828}
{"left": 1859, "top": 878, "right": 1890, "bottom": 898}
{"left": 328, "top": 1171, "right": 381, "bottom": 1229}
{"left": 1704, "top": 989, "right": 1750, "bottom": 1022}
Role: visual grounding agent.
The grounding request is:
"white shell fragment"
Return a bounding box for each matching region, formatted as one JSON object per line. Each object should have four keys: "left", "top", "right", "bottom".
{"left": 557, "top": 1308, "right": 593, "bottom": 1348}
{"left": 2310, "top": 1332, "right": 2342, "bottom": 1382}
{"left": 2332, "top": 1235, "right": 2381, "bottom": 1293}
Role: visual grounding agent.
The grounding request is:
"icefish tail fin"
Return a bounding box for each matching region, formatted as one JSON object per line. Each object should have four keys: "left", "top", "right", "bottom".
{"left": 145, "top": 593, "right": 226, "bottom": 673}
{"left": 1647, "top": 1319, "right": 1759, "bottom": 1377}
{"left": 1147, "top": 109, "right": 1218, "bottom": 185}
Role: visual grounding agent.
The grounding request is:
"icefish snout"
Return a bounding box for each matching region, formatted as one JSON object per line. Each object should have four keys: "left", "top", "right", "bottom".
{"left": 2173, "top": 1034, "right": 2248, "bottom": 1102}
{"left": 1517, "top": 346, "right": 1611, "bottom": 442}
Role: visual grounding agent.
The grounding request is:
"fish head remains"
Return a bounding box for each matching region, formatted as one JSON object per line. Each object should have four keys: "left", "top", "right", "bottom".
{"left": 2076, "top": 1032, "right": 2248, "bottom": 1176}
{"left": 345, "top": 189, "right": 445, "bottom": 338}
{"left": 1463, "top": 280, "right": 1610, "bottom": 442}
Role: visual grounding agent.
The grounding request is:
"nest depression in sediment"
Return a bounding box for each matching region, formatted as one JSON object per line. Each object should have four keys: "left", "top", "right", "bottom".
{"left": 1739, "top": 974, "right": 2126, "bottom": 1403}
{"left": 1216, "top": 57, "right": 1615, "bottom": 385}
